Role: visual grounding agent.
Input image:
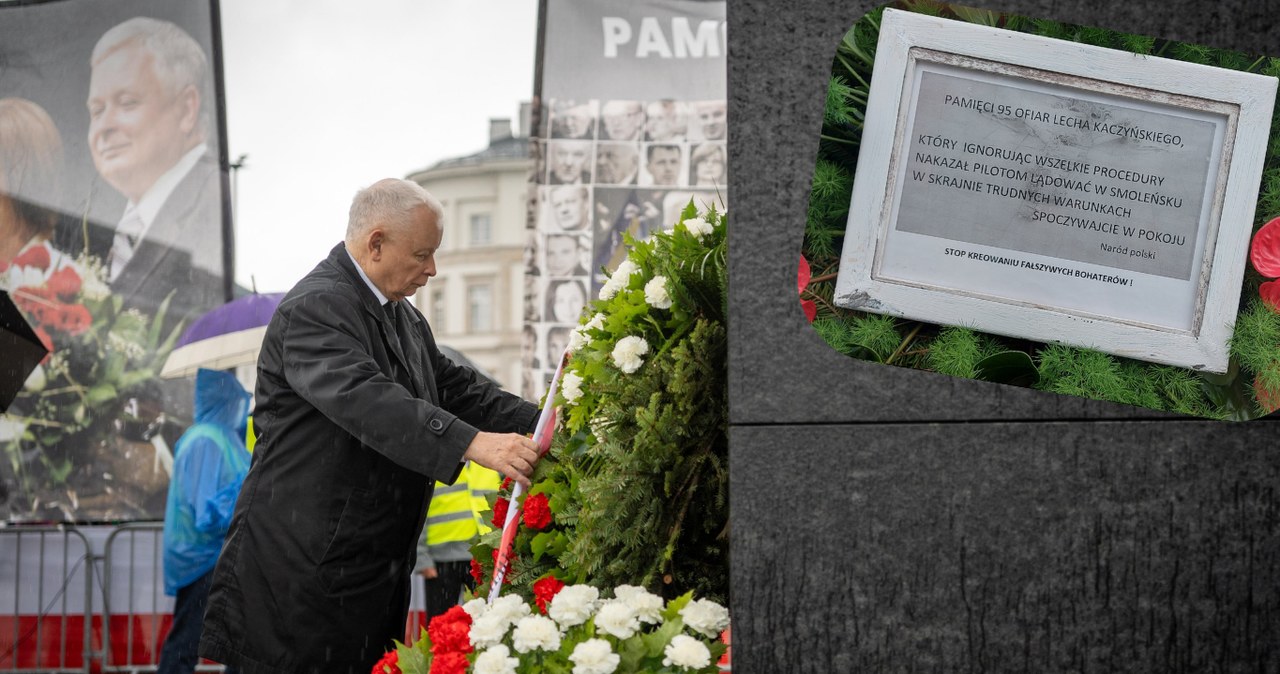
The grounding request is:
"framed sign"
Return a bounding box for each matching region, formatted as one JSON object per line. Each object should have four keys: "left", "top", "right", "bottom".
{"left": 834, "top": 8, "right": 1276, "bottom": 372}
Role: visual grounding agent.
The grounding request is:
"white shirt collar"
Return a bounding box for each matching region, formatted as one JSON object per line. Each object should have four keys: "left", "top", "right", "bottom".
{"left": 124, "top": 142, "right": 208, "bottom": 238}
{"left": 344, "top": 245, "right": 389, "bottom": 306}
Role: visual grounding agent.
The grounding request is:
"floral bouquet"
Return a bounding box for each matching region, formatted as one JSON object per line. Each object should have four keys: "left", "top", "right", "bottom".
{"left": 374, "top": 584, "right": 728, "bottom": 674}
{"left": 2, "top": 240, "right": 182, "bottom": 517}
{"left": 471, "top": 204, "right": 729, "bottom": 605}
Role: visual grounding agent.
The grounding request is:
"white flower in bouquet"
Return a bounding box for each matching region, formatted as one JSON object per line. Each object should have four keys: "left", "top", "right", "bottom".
{"left": 474, "top": 643, "right": 520, "bottom": 674}
{"left": 589, "top": 416, "right": 611, "bottom": 445}
{"left": 561, "top": 371, "right": 584, "bottom": 403}
{"left": 568, "top": 327, "right": 589, "bottom": 353}
{"left": 469, "top": 611, "right": 511, "bottom": 650}
{"left": 679, "top": 598, "right": 730, "bottom": 639}
{"left": 549, "top": 584, "right": 599, "bottom": 628}
{"left": 594, "top": 600, "right": 641, "bottom": 639}
{"left": 662, "top": 634, "right": 713, "bottom": 670}
{"left": 611, "top": 335, "right": 649, "bottom": 374}
{"left": 512, "top": 614, "right": 561, "bottom": 653}
{"left": 585, "top": 312, "right": 606, "bottom": 331}
{"left": 682, "top": 217, "right": 713, "bottom": 241}
{"left": 598, "top": 260, "right": 638, "bottom": 300}
{"left": 614, "top": 585, "right": 664, "bottom": 624}
{"left": 568, "top": 638, "right": 621, "bottom": 674}
{"left": 462, "top": 597, "right": 489, "bottom": 620}
{"left": 644, "top": 275, "right": 672, "bottom": 309}
{"left": 488, "top": 593, "right": 532, "bottom": 625}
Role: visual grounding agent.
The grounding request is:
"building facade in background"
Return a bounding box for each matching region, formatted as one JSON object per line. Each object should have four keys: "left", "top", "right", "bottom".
{"left": 407, "top": 109, "right": 533, "bottom": 398}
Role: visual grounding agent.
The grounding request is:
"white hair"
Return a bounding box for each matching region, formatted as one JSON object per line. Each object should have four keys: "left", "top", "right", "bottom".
{"left": 346, "top": 179, "right": 443, "bottom": 243}
{"left": 91, "top": 17, "right": 209, "bottom": 134}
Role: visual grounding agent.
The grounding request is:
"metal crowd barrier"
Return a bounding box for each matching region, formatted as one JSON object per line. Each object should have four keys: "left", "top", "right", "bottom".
{"left": 0, "top": 525, "right": 93, "bottom": 674}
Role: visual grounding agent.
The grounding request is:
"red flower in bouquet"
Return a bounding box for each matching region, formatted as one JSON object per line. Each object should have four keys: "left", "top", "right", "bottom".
{"left": 427, "top": 651, "right": 468, "bottom": 674}
{"left": 523, "top": 492, "right": 552, "bottom": 530}
{"left": 798, "top": 255, "right": 817, "bottom": 323}
{"left": 469, "top": 558, "right": 484, "bottom": 585}
{"left": 371, "top": 649, "right": 400, "bottom": 674}
{"left": 45, "top": 266, "right": 83, "bottom": 299}
{"left": 492, "top": 496, "right": 510, "bottom": 528}
{"left": 532, "top": 575, "right": 565, "bottom": 614}
{"left": 427, "top": 605, "right": 473, "bottom": 656}
{"left": 11, "top": 244, "right": 51, "bottom": 271}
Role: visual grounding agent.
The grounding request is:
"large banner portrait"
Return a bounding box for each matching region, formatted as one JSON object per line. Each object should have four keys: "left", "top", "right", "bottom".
{"left": 524, "top": 0, "right": 727, "bottom": 401}
{"left": 0, "top": 0, "right": 230, "bottom": 522}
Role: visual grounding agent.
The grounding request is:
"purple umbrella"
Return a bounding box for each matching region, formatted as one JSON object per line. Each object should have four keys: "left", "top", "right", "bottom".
{"left": 160, "top": 293, "right": 284, "bottom": 378}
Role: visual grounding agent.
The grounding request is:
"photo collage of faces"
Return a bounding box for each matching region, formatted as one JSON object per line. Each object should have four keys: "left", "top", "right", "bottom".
{"left": 521, "top": 97, "right": 729, "bottom": 401}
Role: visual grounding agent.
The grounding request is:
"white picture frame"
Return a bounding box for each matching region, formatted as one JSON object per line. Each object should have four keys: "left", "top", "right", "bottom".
{"left": 834, "top": 8, "right": 1277, "bottom": 373}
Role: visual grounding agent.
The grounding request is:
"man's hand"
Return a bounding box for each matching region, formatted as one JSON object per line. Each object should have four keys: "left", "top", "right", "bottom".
{"left": 462, "top": 431, "right": 540, "bottom": 489}
{"left": 421, "top": 566, "right": 438, "bottom": 579}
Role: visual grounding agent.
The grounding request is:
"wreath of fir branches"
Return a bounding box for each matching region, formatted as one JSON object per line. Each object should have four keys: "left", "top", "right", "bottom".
{"left": 806, "top": 0, "right": 1280, "bottom": 420}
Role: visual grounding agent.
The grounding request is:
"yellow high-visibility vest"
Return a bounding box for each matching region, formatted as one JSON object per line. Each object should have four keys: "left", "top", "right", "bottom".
{"left": 424, "top": 462, "right": 501, "bottom": 552}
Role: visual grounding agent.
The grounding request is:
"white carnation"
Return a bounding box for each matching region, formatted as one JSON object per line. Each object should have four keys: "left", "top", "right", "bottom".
{"left": 474, "top": 644, "right": 520, "bottom": 674}
{"left": 469, "top": 611, "right": 511, "bottom": 649}
{"left": 610, "top": 335, "right": 649, "bottom": 374}
{"left": 614, "top": 585, "right": 664, "bottom": 624}
{"left": 462, "top": 597, "right": 489, "bottom": 620}
{"left": 561, "top": 371, "right": 584, "bottom": 403}
{"left": 585, "top": 313, "right": 606, "bottom": 331}
{"left": 569, "top": 638, "right": 620, "bottom": 674}
{"left": 488, "top": 593, "right": 532, "bottom": 625}
{"left": 512, "top": 614, "right": 561, "bottom": 653}
{"left": 548, "top": 584, "right": 599, "bottom": 628}
{"left": 679, "top": 598, "right": 730, "bottom": 639}
{"left": 644, "top": 275, "right": 672, "bottom": 309}
{"left": 662, "top": 634, "right": 712, "bottom": 670}
{"left": 598, "top": 260, "right": 638, "bottom": 301}
{"left": 568, "top": 327, "right": 589, "bottom": 353}
{"left": 594, "top": 600, "right": 640, "bottom": 639}
{"left": 682, "top": 217, "right": 713, "bottom": 240}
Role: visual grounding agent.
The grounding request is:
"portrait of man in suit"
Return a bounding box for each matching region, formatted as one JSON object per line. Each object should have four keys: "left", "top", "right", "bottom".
{"left": 87, "top": 16, "right": 225, "bottom": 332}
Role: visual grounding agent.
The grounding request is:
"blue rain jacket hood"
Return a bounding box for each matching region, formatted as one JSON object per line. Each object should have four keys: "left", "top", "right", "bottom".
{"left": 162, "top": 368, "right": 251, "bottom": 595}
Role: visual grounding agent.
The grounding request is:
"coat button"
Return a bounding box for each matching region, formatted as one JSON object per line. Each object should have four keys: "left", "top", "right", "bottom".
{"left": 429, "top": 419, "right": 444, "bottom": 432}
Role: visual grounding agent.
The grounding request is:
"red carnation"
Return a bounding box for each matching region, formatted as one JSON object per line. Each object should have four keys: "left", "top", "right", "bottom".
{"left": 500, "top": 477, "right": 513, "bottom": 491}
{"left": 427, "top": 605, "right": 473, "bottom": 656}
{"left": 469, "top": 558, "right": 484, "bottom": 585}
{"left": 427, "top": 651, "right": 468, "bottom": 674}
{"left": 532, "top": 575, "right": 565, "bottom": 614}
{"left": 491, "top": 496, "right": 510, "bottom": 528}
{"left": 44, "top": 266, "right": 82, "bottom": 299}
{"left": 11, "top": 245, "right": 51, "bottom": 270}
{"left": 798, "top": 255, "right": 817, "bottom": 323}
{"left": 53, "top": 303, "right": 92, "bottom": 336}
{"left": 522, "top": 492, "right": 552, "bottom": 530}
{"left": 371, "top": 649, "right": 400, "bottom": 674}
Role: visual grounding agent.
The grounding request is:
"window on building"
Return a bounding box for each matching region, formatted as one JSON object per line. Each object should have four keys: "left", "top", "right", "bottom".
{"left": 469, "top": 213, "right": 492, "bottom": 246}
{"left": 468, "top": 283, "right": 493, "bottom": 333}
{"left": 431, "top": 289, "right": 447, "bottom": 333}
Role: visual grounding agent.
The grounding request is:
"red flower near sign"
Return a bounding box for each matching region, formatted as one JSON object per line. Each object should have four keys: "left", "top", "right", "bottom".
{"left": 798, "top": 255, "right": 817, "bottom": 323}
{"left": 491, "top": 496, "right": 509, "bottom": 528}
{"left": 427, "top": 651, "right": 468, "bottom": 674}
{"left": 1251, "top": 217, "right": 1280, "bottom": 279}
{"left": 523, "top": 492, "right": 552, "bottom": 530}
{"left": 45, "top": 266, "right": 83, "bottom": 299}
{"left": 469, "top": 558, "right": 483, "bottom": 585}
{"left": 532, "top": 575, "right": 566, "bottom": 614}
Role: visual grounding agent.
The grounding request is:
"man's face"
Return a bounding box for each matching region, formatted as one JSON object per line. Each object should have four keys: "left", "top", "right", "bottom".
{"left": 545, "top": 235, "right": 580, "bottom": 276}
{"left": 87, "top": 46, "right": 197, "bottom": 201}
{"left": 596, "top": 145, "right": 637, "bottom": 184}
{"left": 647, "top": 147, "right": 681, "bottom": 186}
{"left": 558, "top": 103, "right": 593, "bottom": 138}
{"left": 695, "top": 148, "right": 725, "bottom": 184}
{"left": 696, "top": 102, "right": 727, "bottom": 140}
{"left": 646, "top": 102, "right": 686, "bottom": 141}
{"left": 370, "top": 205, "right": 441, "bottom": 302}
{"left": 551, "top": 143, "right": 590, "bottom": 183}
{"left": 551, "top": 188, "right": 585, "bottom": 230}
{"left": 601, "top": 101, "right": 643, "bottom": 141}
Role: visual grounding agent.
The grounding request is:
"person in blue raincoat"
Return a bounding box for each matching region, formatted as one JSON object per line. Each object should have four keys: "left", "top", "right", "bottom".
{"left": 157, "top": 368, "right": 250, "bottom": 674}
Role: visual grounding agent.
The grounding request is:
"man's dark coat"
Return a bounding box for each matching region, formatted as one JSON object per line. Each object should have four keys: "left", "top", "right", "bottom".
{"left": 199, "top": 243, "right": 538, "bottom": 674}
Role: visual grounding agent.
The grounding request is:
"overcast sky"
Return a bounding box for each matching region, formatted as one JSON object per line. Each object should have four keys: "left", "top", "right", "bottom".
{"left": 218, "top": 0, "right": 539, "bottom": 292}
